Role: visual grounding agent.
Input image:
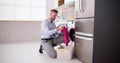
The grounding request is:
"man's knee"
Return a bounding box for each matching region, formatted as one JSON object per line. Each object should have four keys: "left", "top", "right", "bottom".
{"left": 42, "top": 44, "right": 57, "bottom": 58}
{"left": 49, "top": 51, "right": 57, "bottom": 58}
{"left": 50, "top": 53, "right": 57, "bottom": 58}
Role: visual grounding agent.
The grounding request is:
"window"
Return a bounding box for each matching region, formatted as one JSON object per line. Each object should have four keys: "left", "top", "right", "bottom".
{"left": 0, "top": 0, "right": 46, "bottom": 21}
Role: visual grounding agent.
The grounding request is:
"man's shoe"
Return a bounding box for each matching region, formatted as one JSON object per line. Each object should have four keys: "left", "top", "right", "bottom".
{"left": 39, "top": 45, "right": 43, "bottom": 53}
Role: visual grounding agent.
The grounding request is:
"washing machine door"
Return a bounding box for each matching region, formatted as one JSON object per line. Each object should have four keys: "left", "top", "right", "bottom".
{"left": 69, "top": 28, "right": 75, "bottom": 41}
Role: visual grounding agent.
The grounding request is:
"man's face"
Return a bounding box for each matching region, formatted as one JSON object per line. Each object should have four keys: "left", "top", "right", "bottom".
{"left": 50, "top": 12, "right": 58, "bottom": 21}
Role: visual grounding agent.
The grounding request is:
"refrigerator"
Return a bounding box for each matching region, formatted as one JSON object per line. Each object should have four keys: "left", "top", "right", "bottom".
{"left": 74, "top": 0, "right": 95, "bottom": 63}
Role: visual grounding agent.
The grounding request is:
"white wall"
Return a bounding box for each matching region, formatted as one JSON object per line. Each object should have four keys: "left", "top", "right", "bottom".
{"left": 0, "top": 21, "right": 42, "bottom": 43}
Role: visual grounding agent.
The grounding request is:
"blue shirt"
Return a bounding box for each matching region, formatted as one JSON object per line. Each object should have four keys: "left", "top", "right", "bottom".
{"left": 41, "top": 19, "right": 61, "bottom": 39}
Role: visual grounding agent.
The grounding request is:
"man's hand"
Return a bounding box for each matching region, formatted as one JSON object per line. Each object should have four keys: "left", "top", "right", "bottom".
{"left": 57, "top": 25, "right": 64, "bottom": 31}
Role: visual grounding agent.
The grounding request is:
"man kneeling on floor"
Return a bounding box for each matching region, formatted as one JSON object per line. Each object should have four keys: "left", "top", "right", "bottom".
{"left": 39, "top": 9, "right": 64, "bottom": 58}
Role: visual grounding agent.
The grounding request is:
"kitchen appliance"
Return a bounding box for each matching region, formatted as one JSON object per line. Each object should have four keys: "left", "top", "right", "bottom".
{"left": 74, "top": 0, "right": 95, "bottom": 63}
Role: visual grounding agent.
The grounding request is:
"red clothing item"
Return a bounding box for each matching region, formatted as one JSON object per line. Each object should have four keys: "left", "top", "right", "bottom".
{"left": 61, "top": 27, "right": 70, "bottom": 46}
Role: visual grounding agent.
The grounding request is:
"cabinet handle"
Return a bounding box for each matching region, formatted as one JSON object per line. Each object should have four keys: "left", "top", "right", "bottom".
{"left": 79, "top": 0, "right": 84, "bottom": 12}
{"left": 75, "top": 35, "right": 93, "bottom": 40}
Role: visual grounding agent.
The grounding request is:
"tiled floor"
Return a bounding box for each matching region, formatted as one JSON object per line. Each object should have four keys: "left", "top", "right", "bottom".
{"left": 0, "top": 42, "right": 82, "bottom": 63}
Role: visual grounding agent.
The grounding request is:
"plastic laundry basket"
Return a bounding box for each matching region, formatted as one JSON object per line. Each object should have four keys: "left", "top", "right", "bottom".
{"left": 57, "top": 44, "right": 74, "bottom": 60}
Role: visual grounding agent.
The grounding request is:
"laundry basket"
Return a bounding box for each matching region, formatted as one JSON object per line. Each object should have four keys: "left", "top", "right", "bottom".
{"left": 57, "top": 43, "right": 74, "bottom": 60}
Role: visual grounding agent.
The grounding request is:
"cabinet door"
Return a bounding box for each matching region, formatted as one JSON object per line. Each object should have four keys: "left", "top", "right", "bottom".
{"left": 75, "top": 35, "right": 93, "bottom": 63}
{"left": 75, "top": 18, "right": 94, "bottom": 34}
{"left": 75, "top": 0, "right": 95, "bottom": 18}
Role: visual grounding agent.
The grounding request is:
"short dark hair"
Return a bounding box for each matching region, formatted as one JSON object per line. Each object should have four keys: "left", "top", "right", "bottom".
{"left": 50, "top": 9, "right": 58, "bottom": 13}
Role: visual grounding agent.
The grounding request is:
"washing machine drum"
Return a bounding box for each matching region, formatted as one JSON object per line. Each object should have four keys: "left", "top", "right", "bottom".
{"left": 69, "top": 28, "right": 75, "bottom": 41}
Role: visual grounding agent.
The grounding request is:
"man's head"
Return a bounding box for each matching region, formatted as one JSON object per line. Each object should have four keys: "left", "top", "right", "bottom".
{"left": 49, "top": 9, "right": 58, "bottom": 21}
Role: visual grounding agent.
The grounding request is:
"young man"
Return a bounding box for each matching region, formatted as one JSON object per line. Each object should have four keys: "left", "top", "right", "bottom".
{"left": 39, "top": 9, "right": 64, "bottom": 58}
